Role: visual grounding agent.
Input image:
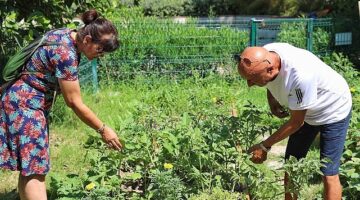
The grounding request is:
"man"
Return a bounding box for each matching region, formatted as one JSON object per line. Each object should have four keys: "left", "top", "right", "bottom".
{"left": 308, "top": 5, "right": 333, "bottom": 19}
{"left": 236, "top": 43, "right": 352, "bottom": 200}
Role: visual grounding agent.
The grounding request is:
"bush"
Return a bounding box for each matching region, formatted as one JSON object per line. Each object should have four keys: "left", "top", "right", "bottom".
{"left": 140, "top": 0, "right": 192, "bottom": 17}
{"left": 147, "top": 170, "right": 185, "bottom": 200}
{"left": 277, "top": 22, "right": 307, "bottom": 49}
{"left": 322, "top": 52, "right": 358, "bottom": 81}
{"left": 277, "top": 21, "right": 331, "bottom": 53}
{"left": 0, "top": 0, "right": 118, "bottom": 66}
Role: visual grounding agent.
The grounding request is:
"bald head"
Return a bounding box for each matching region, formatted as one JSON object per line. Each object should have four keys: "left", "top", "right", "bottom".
{"left": 237, "top": 46, "right": 270, "bottom": 76}
{"left": 237, "top": 46, "right": 279, "bottom": 87}
{"left": 241, "top": 47, "right": 269, "bottom": 65}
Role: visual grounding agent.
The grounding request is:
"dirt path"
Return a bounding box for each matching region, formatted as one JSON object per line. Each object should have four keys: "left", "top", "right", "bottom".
{"left": 266, "top": 145, "right": 287, "bottom": 169}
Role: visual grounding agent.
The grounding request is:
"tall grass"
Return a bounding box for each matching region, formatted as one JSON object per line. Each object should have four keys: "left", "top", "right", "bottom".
{"left": 100, "top": 8, "right": 249, "bottom": 80}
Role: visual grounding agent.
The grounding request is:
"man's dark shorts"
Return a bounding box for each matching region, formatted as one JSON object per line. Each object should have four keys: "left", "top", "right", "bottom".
{"left": 285, "top": 111, "right": 351, "bottom": 176}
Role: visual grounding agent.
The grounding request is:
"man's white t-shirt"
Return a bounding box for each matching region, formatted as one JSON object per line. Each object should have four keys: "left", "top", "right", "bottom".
{"left": 264, "top": 43, "right": 352, "bottom": 125}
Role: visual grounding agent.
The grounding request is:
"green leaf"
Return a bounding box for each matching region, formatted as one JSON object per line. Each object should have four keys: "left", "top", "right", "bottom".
{"left": 127, "top": 172, "right": 142, "bottom": 180}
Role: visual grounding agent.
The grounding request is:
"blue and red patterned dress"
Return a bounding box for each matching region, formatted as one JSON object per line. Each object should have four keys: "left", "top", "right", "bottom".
{"left": 0, "top": 28, "right": 80, "bottom": 176}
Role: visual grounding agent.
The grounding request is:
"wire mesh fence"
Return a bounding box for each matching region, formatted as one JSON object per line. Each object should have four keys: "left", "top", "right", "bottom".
{"left": 98, "top": 18, "right": 250, "bottom": 81}
{"left": 251, "top": 18, "right": 332, "bottom": 54}
{"left": 98, "top": 17, "right": 334, "bottom": 83}
{"left": 78, "top": 59, "right": 98, "bottom": 93}
{"left": 0, "top": 17, "right": 347, "bottom": 93}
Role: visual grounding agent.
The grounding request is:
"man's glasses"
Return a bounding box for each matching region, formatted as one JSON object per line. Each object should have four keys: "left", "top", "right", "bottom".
{"left": 233, "top": 54, "right": 270, "bottom": 67}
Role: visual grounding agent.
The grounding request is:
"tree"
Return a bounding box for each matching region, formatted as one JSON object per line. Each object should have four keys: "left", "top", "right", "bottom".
{"left": 0, "top": 0, "right": 117, "bottom": 66}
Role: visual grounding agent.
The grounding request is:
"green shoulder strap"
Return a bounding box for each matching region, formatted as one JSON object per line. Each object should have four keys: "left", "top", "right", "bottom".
{"left": 2, "top": 36, "right": 47, "bottom": 82}
{"left": 2, "top": 34, "right": 63, "bottom": 83}
{"left": 0, "top": 32, "right": 65, "bottom": 105}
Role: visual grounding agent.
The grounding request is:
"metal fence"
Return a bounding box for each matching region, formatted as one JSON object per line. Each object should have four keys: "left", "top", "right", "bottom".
{"left": 96, "top": 17, "right": 334, "bottom": 83}
{"left": 249, "top": 18, "right": 332, "bottom": 54}
{"left": 78, "top": 59, "right": 98, "bottom": 93}
{"left": 100, "top": 18, "right": 250, "bottom": 78}
{"left": 2, "top": 16, "right": 356, "bottom": 92}
{"left": 1, "top": 17, "right": 344, "bottom": 93}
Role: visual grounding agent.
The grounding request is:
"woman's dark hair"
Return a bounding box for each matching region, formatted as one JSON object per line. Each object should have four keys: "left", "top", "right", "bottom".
{"left": 76, "top": 9, "right": 119, "bottom": 52}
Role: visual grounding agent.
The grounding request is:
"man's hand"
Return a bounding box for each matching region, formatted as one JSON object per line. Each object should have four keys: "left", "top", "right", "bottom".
{"left": 247, "top": 144, "right": 268, "bottom": 164}
{"left": 101, "top": 126, "right": 123, "bottom": 151}
{"left": 269, "top": 103, "right": 289, "bottom": 118}
{"left": 267, "top": 89, "right": 289, "bottom": 118}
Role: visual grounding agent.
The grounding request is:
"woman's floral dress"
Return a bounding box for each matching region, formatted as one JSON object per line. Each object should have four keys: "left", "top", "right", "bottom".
{"left": 0, "top": 28, "right": 80, "bottom": 176}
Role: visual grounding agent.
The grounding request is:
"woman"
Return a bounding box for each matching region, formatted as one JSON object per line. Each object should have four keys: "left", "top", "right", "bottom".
{"left": 0, "top": 9, "right": 123, "bottom": 200}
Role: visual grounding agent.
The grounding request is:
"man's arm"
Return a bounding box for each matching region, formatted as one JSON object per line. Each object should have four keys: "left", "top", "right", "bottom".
{"left": 248, "top": 109, "right": 306, "bottom": 163}
{"left": 267, "top": 89, "right": 289, "bottom": 118}
{"left": 262, "top": 109, "right": 306, "bottom": 147}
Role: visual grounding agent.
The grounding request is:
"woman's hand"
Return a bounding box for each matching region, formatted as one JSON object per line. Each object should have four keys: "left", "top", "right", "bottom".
{"left": 101, "top": 126, "right": 123, "bottom": 151}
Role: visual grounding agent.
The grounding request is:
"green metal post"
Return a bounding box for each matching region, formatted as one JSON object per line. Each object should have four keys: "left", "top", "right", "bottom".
{"left": 307, "top": 18, "right": 314, "bottom": 52}
{"left": 250, "top": 18, "right": 264, "bottom": 46}
{"left": 250, "top": 18, "right": 257, "bottom": 46}
{"left": 91, "top": 59, "right": 98, "bottom": 93}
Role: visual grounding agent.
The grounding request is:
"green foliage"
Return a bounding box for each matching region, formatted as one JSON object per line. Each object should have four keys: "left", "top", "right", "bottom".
{"left": 341, "top": 129, "right": 360, "bottom": 199}
{"left": 50, "top": 97, "right": 78, "bottom": 127}
{"left": 188, "top": 0, "right": 239, "bottom": 16}
{"left": 140, "top": 0, "right": 192, "bottom": 17}
{"left": 119, "top": 0, "right": 356, "bottom": 17}
{"left": 320, "top": 52, "right": 360, "bottom": 199}
{"left": 120, "top": 0, "right": 241, "bottom": 16}
{"left": 50, "top": 174, "right": 86, "bottom": 199}
{"left": 312, "top": 27, "right": 330, "bottom": 53}
{"left": 322, "top": 52, "right": 358, "bottom": 81}
{"left": 147, "top": 169, "right": 185, "bottom": 200}
{"left": 277, "top": 21, "right": 331, "bottom": 53}
{"left": 278, "top": 0, "right": 300, "bottom": 17}
{"left": 0, "top": 0, "right": 118, "bottom": 66}
{"left": 49, "top": 52, "right": 360, "bottom": 199}
{"left": 48, "top": 49, "right": 360, "bottom": 199}
{"left": 277, "top": 22, "right": 307, "bottom": 49}
{"left": 332, "top": 0, "right": 360, "bottom": 19}
{"left": 188, "top": 187, "right": 242, "bottom": 200}
{"left": 232, "top": 156, "right": 282, "bottom": 199}
{"left": 281, "top": 156, "right": 324, "bottom": 198}
{"left": 50, "top": 75, "right": 281, "bottom": 199}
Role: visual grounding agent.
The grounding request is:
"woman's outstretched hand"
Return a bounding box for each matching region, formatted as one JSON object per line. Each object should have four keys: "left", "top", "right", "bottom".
{"left": 101, "top": 126, "right": 123, "bottom": 151}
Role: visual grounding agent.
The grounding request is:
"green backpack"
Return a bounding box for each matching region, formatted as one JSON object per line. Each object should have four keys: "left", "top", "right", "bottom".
{"left": 0, "top": 34, "right": 61, "bottom": 92}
